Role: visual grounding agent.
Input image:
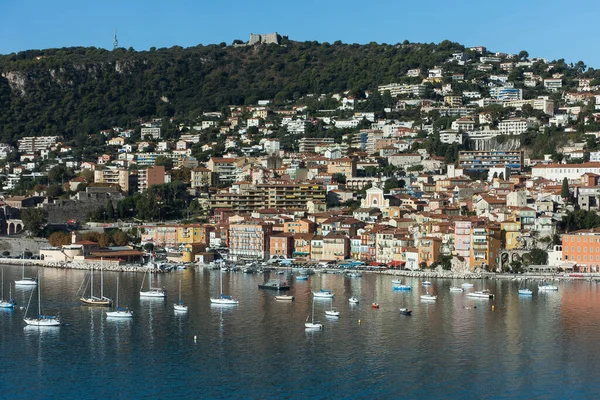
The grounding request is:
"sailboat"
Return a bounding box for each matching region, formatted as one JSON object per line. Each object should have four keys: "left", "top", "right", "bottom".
{"left": 325, "top": 296, "right": 340, "bottom": 317}
{"left": 420, "top": 286, "right": 437, "bottom": 301}
{"left": 399, "top": 286, "right": 412, "bottom": 315}
{"left": 466, "top": 276, "right": 494, "bottom": 299}
{"left": 0, "top": 267, "right": 16, "bottom": 308}
{"left": 15, "top": 253, "right": 37, "bottom": 286}
{"left": 210, "top": 270, "right": 239, "bottom": 305}
{"left": 79, "top": 264, "right": 112, "bottom": 306}
{"left": 23, "top": 273, "right": 60, "bottom": 327}
{"left": 106, "top": 277, "right": 133, "bottom": 318}
{"left": 139, "top": 269, "right": 166, "bottom": 298}
{"left": 174, "top": 279, "right": 188, "bottom": 312}
{"left": 518, "top": 278, "right": 533, "bottom": 296}
{"left": 305, "top": 296, "right": 323, "bottom": 330}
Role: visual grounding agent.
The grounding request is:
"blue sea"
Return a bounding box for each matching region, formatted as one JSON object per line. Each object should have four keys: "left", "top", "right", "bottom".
{"left": 1, "top": 265, "right": 599, "bottom": 399}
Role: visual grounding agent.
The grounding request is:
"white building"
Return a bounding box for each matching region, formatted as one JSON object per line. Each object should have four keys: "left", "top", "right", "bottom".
{"left": 141, "top": 127, "right": 161, "bottom": 140}
{"left": 451, "top": 118, "right": 476, "bottom": 132}
{"left": 263, "top": 139, "right": 280, "bottom": 155}
{"left": 439, "top": 130, "right": 463, "bottom": 145}
{"left": 544, "top": 78, "right": 563, "bottom": 91}
{"left": 498, "top": 118, "right": 533, "bottom": 135}
{"left": 532, "top": 163, "right": 600, "bottom": 181}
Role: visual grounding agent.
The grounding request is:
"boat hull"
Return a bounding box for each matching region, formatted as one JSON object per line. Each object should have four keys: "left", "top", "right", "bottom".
{"left": 305, "top": 323, "right": 323, "bottom": 330}
{"left": 23, "top": 317, "right": 60, "bottom": 327}
{"left": 258, "top": 283, "right": 291, "bottom": 290}
{"left": 15, "top": 279, "right": 37, "bottom": 286}
{"left": 174, "top": 304, "right": 189, "bottom": 311}
{"left": 275, "top": 295, "right": 294, "bottom": 301}
{"left": 210, "top": 298, "right": 239, "bottom": 305}
{"left": 313, "top": 292, "right": 334, "bottom": 298}
{"left": 518, "top": 289, "right": 533, "bottom": 296}
{"left": 420, "top": 295, "right": 437, "bottom": 301}
{"left": 140, "top": 290, "right": 166, "bottom": 298}
{"left": 450, "top": 287, "right": 464, "bottom": 292}
{"left": 79, "top": 297, "right": 112, "bottom": 306}
{"left": 0, "top": 301, "right": 15, "bottom": 308}
{"left": 106, "top": 310, "right": 133, "bottom": 318}
{"left": 466, "top": 293, "right": 494, "bottom": 299}
{"left": 399, "top": 308, "right": 412, "bottom": 315}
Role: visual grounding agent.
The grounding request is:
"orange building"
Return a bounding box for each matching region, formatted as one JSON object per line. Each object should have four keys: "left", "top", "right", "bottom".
{"left": 269, "top": 233, "right": 295, "bottom": 258}
{"left": 283, "top": 219, "right": 317, "bottom": 234}
{"left": 561, "top": 229, "right": 600, "bottom": 272}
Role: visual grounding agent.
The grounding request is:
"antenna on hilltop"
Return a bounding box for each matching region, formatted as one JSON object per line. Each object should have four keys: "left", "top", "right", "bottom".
{"left": 113, "top": 28, "right": 118, "bottom": 50}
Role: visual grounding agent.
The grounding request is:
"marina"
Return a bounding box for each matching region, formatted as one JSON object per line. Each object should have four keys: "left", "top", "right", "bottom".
{"left": 2, "top": 264, "right": 600, "bottom": 398}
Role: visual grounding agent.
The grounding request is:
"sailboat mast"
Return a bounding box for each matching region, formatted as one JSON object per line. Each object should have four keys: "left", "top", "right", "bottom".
{"left": 91, "top": 265, "right": 94, "bottom": 298}
{"left": 116, "top": 277, "right": 119, "bottom": 308}
{"left": 100, "top": 258, "right": 104, "bottom": 298}
{"left": 38, "top": 273, "right": 41, "bottom": 317}
{"left": 179, "top": 280, "right": 182, "bottom": 303}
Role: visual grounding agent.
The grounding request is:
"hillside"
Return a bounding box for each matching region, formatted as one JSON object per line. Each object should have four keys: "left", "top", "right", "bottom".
{"left": 0, "top": 39, "right": 598, "bottom": 145}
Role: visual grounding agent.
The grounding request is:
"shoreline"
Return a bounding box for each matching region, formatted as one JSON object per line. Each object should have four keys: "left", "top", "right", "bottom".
{"left": 2, "top": 257, "right": 599, "bottom": 281}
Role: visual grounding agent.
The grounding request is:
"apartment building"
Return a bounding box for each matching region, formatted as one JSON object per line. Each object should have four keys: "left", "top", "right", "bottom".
{"left": 532, "top": 163, "right": 600, "bottom": 181}
{"left": 377, "top": 83, "right": 427, "bottom": 97}
{"left": 191, "top": 167, "right": 215, "bottom": 188}
{"left": 327, "top": 158, "right": 357, "bottom": 179}
{"left": 561, "top": 229, "right": 600, "bottom": 272}
{"left": 498, "top": 118, "right": 533, "bottom": 135}
{"left": 137, "top": 166, "right": 166, "bottom": 192}
{"left": 469, "top": 225, "right": 502, "bottom": 270}
{"left": 207, "top": 157, "right": 238, "bottom": 183}
{"left": 94, "top": 167, "right": 130, "bottom": 192}
{"left": 298, "top": 137, "right": 335, "bottom": 153}
{"left": 228, "top": 222, "right": 273, "bottom": 260}
{"left": 458, "top": 150, "right": 524, "bottom": 171}
{"left": 503, "top": 98, "right": 555, "bottom": 116}
{"left": 17, "top": 136, "right": 61, "bottom": 153}
{"left": 141, "top": 127, "right": 161, "bottom": 139}
{"left": 544, "top": 78, "right": 563, "bottom": 91}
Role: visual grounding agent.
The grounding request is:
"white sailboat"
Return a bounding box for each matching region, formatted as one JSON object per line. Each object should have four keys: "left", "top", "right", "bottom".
{"left": 518, "top": 278, "right": 533, "bottom": 296}
{"left": 79, "top": 263, "right": 112, "bottom": 306}
{"left": 106, "top": 277, "right": 133, "bottom": 318}
{"left": 305, "top": 296, "right": 323, "bottom": 330}
{"left": 23, "top": 273, "right": 60, "bottom": 327}
{"left": 466, "top": 276, "right": 495, "bottom": 299}
{"left": 210, "top": 270, "right": 239, "bottom": 305}
{"left": 0, "top": 267, "right": 16, "bottom": 308}
{"left": 174, "top": 279, "right": 188, "bottom": 312}
{"left": 139, "top": 269, "right": 166, "bottom": 298}
{"left": 325, "top": 296, "right": 340, "bottom": 317}
{"left": 15, "top": 253, "right": 37, "bottom": 286}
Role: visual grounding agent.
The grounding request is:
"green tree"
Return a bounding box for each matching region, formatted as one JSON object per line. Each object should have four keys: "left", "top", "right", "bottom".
{"left": 46, "top": 184, "right": 64, "bottom": 197}
{"left": 561, "top": 177, "right": 569, "bottom": 199}
{"left": 111, "top": 230, "right": 130, "bottom": 246}
{"left": 155, "top": 155, "right": 174, "bottom": 170}
{"left": 21, "top": 208, "right": 48, "bottom": 237}
{"left": 106, "top": 200, "right": 115, "bottom": 221}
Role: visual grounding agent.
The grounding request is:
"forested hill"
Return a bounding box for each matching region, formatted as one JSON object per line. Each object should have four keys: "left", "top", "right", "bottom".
{"left": 0, "top": 40, "right": 470, "bottom": 143}
{"left": 0, "top": 39, "right": 596, "bottom": 145}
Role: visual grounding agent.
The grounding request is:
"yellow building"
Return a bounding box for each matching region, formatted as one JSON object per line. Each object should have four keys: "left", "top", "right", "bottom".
{"left": 501, "top": 220, "right": 522, "bottom": 250}
{"left": 177, "top": 224, "right": 205, "bottom": 245}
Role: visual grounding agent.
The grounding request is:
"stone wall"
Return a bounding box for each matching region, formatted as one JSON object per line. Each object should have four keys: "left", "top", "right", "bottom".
{"left": 0, "top": 236, "right": 49, "bottom": 257}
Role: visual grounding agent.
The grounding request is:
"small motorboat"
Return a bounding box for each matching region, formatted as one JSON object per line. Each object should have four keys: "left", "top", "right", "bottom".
{"left": 422, "top": 281, "right": 432, "bottom": 286}
{"left": 461, "top": 282, "right": 474, "bottom": 288}
{"left": 466, "top": 289, "right": 494, "bottom": 299}
{"left": 399, "top": 308, "right": 412, "bottom": 315}
{"left": 420, "top": 294, "right": 437, "bottom": 301}
{"left": 518, "top": 288, "right": 533, "bottom": 296}
{"left": 349, "top": 296, "right": 359, "bottom": 304}
{"left": 325, "top": 308, "right": 340, "bottom": 317}
{"left": 275, "top": 295, "right": 294, "bottom": 301}
{"left": 449, "top": 286, "right": 464, "bottom": 293}
{"left": 371, "top": 302, "right": 380, "bottom": 309}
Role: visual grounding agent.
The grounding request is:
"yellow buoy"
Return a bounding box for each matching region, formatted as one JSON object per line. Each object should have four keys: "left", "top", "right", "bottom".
{"left": 358, "top": 319, "right": 361, "bottom": 325}
{"left": 492, "top": 305, "right": 495, "bottom": 311}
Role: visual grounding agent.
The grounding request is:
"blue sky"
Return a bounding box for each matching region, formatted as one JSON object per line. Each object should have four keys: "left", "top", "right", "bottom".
{"left": 2, "top": 0, "right": 599, "bottom": 68}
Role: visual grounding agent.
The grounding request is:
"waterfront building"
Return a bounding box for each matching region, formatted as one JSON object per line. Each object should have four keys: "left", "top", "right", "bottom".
{"left": 561, "top": 229, "right": 600, "bottom": 272}
{"left": 228, "top": 221, "right": 273, "bottom": 261}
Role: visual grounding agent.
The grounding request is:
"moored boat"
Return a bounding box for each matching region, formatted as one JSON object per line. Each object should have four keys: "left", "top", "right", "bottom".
{"left": 258, "top": 279, "right": 290, "bottom": 291}
{"left": 399, "top": 308, "right": 412, "bottom": 315}
{"left": 313, "top": 289, "right": 334, "bottom": 298}
{"left": 275, "top": 295, "right": 294, "bottom": 301}
{"left": 450, "top": 286, "right": 464, "bottom": 293}
{"left": 349, "top": 296, "right": 359, "bottom": 304}
{"left": 518, "top": 288, "right": 533, "bottom": 296}
{"left": 466, "top": 289, "right": 494, "bottom": 299}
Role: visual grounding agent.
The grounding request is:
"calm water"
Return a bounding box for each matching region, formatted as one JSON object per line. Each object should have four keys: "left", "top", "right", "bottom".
{"left": 1, "top": 265, "right": 599, "bottom": 399}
